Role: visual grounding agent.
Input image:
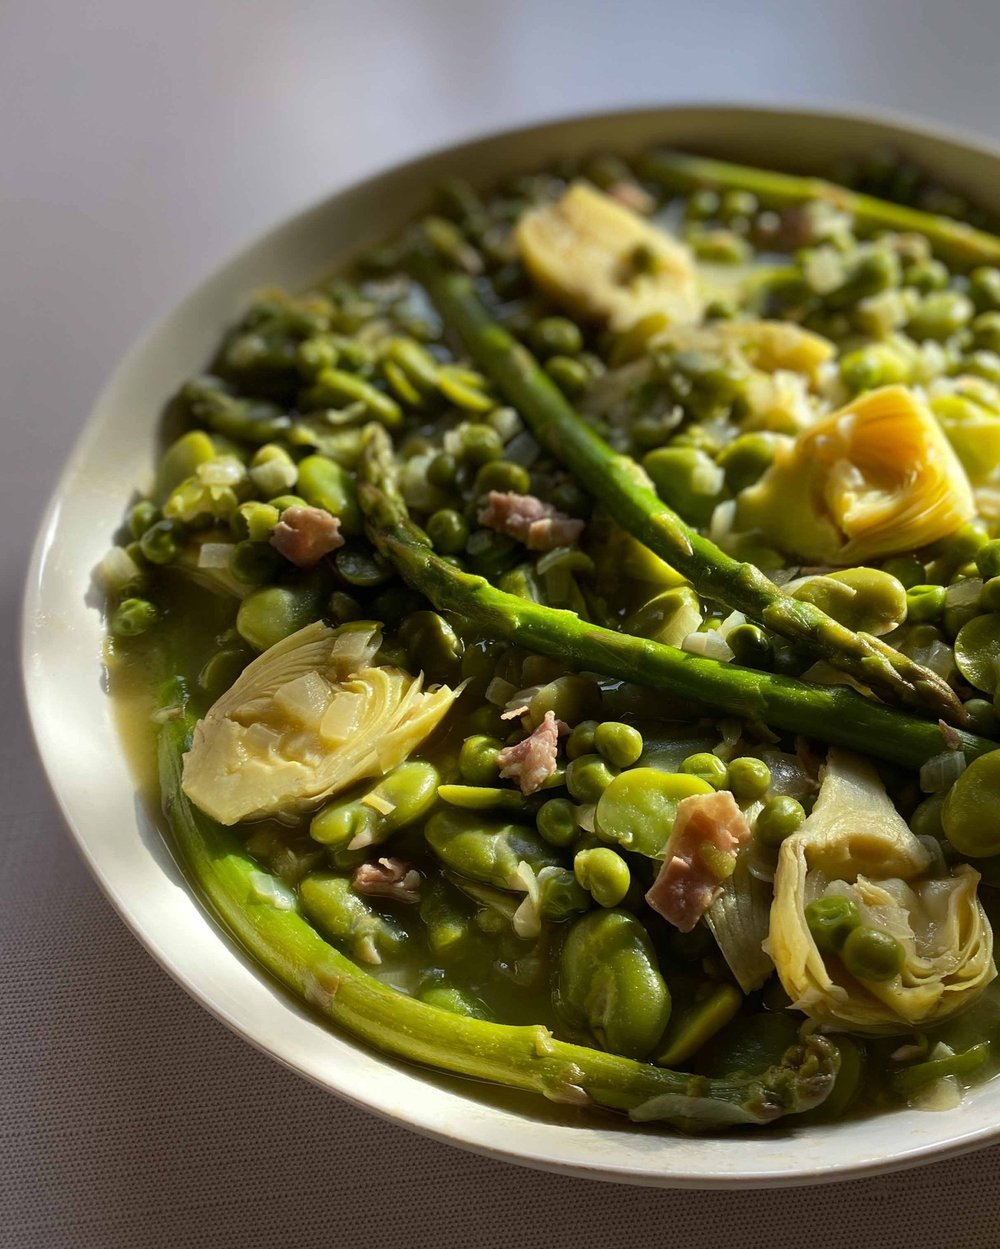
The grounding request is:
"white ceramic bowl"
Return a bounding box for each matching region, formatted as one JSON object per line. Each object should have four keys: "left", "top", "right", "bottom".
{"left": 22, "top": 104, "right": 1000, "bottom": 1188}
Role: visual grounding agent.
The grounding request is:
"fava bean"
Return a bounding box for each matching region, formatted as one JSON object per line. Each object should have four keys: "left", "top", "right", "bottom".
{"left": 595, "top": 768, "right": 713, "bottom": 857}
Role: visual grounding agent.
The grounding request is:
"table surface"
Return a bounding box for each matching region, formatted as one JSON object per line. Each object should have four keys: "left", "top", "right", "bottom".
{"left": 6, "top": 1, "right": 1000, "bottom": 1244}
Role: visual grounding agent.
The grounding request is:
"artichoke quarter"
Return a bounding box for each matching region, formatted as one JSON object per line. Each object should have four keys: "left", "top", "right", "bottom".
{"left": 515, "top": 182, "right": 703, "bottom": 331}
{"left": 182, "top": 620, "right": 459, "bottom": 824}
{"left": 768, "top": 747, "right": 995, "bottom": 1032}
{"left": 736, "top": 384, "right": 975, "bottom": 563}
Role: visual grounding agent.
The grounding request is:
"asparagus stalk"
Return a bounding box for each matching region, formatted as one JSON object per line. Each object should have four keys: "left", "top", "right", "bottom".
{"left": 409, "top": 252, "right": 965, "bottom": 725}
{"left": 359, "top": 426, "right": 997, "bottom": 770}
{"left": 160, "top": 713, "right": 838, "bottom": 1129}
{"left": 639, "top": 149, "right": 1000, "bottom": 270}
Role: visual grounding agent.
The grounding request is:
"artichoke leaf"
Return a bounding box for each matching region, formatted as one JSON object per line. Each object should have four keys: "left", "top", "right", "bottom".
{"left": 768, "top": 748, "right": 995, "bottom": 1033}
{"left": 515, "top": 182, "right": 703, "bottom": 331}
{"left": 182, "top": 620, "right": 458, "bottom": 824}
{"left": 736, "top": 385, "right": 975, "bottom": 563}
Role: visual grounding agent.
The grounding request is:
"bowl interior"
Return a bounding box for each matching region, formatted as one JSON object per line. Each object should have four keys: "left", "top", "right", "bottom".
{"left": 23, "top": 104, "right": 1000, "bottom": 1188}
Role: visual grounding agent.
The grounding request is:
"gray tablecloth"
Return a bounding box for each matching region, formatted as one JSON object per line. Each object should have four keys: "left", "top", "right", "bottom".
{"left": 7, "top": 1, "right": 1000, "bottom": 1243}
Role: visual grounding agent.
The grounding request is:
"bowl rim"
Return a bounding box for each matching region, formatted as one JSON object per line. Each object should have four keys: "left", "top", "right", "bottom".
{"left": 22, "top": 100, "right": 1000, "bottom": 1189}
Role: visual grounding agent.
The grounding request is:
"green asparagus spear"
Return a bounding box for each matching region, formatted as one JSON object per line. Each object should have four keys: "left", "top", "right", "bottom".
{"left": 359, "top": 425, "right": 997, "bottom": 770}
{"left": 639, "top": 149, "right": 1000, "bottom": 270}
{"left": 160, "top": 713, "right": 838, "bottom": 1129}
{"left": 409, "top": 252, "right": 964, "bottom": 725}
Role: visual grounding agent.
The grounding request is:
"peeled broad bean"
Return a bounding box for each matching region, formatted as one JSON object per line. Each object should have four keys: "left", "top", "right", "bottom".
{"left": 557, "top": 909, "right": 671, "bottom": 1059}
{"left": 424, "top": 809, "right": 561, "bottom": 889}
{"left": 299, "top": 873, "right": 403, "bottom": 964}
{"left": 595, "top": 768, "right": 713, "bottom": 856}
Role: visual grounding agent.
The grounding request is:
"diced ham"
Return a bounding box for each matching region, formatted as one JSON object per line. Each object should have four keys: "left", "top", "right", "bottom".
{"left": 270, "top": 505, "right": 344, "bottom": 567}
{"left": 478, "top": 491, "right": 584, "bottom": 552}
{"left": 645, "top": 790, "right": 752, "bottom": 933}
{"left": 351, "top": 857, "right": 421, "bottom": 905}
{"left": 607, "top": 180, "right": 656, "bottom": 216}
{"left": 497, "top": 710, "right": 562, "bottom": 795}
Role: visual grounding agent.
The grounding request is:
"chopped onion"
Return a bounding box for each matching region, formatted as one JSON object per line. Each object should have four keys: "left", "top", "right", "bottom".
{"left": 199, "top": 457, "right": 245, "bottom": 487}
{"left": 919, "top": 749, "right": 967, "bottom": 794}
{"left": 94, "top": 546, "right": 141, "bottom": 594}
{"left": 718, "top": 611, "right": 747, "bottom": 639}
{"left": 512, "top": 861, "right": 542, "bottom": 939}
{"left": 705, "top": 852, "right": 774, "bottom": 992}
{"left": 505, "top": 430, "right": 541, "bottom": 467}
{"left": 575, "top": 804, "right": 597, "bottom": 833}
{"left": 681, "top": 630, "right": 735, "bottom": 662}
{"left": 485, "top": 677, "right": 516, "bottom": 707}
{"left": 362, "top": 792, "right": 396, "bottom": 817}
{"left": 911, "top": 640, "right": 956, "bottom": 680}
{"left": 910, "top": 1074, "right": 962, "bottom": 1112}
{"left": 708, "top": 499, "right": 737, "bottom": 543}
{"left": 945, "top": 577, "right": 983, "bottom": 609}
{"left": 198, "top": 542, "right": 235, "bottom": 569}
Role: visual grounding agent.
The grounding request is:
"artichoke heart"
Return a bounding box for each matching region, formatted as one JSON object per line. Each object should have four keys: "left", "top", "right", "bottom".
{"left": 769, "top": 748, "right": 995, "bottom": 1033}
{"left": 650, "top": 320, "right": 835, "bottom": 386}
{"left": 515, "top": 182, "right": 703, "bottom": 331}
{"left": 736, "top": 385, "right": 975, "bottom": 563}
{"left": 182, "top": 620, "right": 458, "bottom": 824}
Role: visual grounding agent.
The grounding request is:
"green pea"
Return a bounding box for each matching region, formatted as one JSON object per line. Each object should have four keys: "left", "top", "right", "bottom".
{"left": 969, "top": 266, "right": 1000, "bottom": 312}
{"left": 942, "top": 749, "right": 1000, "bottom": 857}
{"left": 528, "top": 675, "right": 600, "bottom": 731}
{"left": 545, "top": 354, "right": 590, "bottom": 397}
{"left": 474, "top": 460, "right": 532, "bottom": 495}
{"left": 642, "top": 446, "right": 726, "bottom": 526}
{"left": 720, "top": 189, "right": 758, "bottom": 221}
{"left": 427, "top": 452, "right": 458, "bottom": 488}
{"left": 975, "top": 540, "right": 1000, "bottom": 581}
{"left": 983, "top": 577, "right": 1000, "bottom": 613}
{"left": 685, "top": 188, "right": 720, "bottom": 220}
{"left": 562, "top": 719, "right": 596, "bottom": 761}
{"left": 716, "top": 433, "right": 777, "bottom": 492}
{"left": 680, "top": 752, "right": 728, "bottom": 789}
{"left": 726, "top": 622, "right": 774, "bottom": 669}
{"left": 882, "top": 555, "right": 926, "bottom": 590}
{"left": 727, "top": 757, "right": 771, "bottom": 802}
{"left": 909, "top": 791, "right": 946, "bottom": 841}
{"left": 804, "top": 896, "right": 862, "bottom": 953}
{"left": 138, "top": 518, "right": 184, "bottom": 565}
{"left": 236, "top": 578, "right": 326, "bottom": 651}
{"left": 109, "top": 597, "right": 158, "bottom": 637}
{"left": 903, "top": 258, "right": 949, "bottom": 293}
{"left": 954, "top": 613, "right": 1000, "bottom": 694}
{"left": 558, "top": 910, "right": 670, "bottom": 1059}
{"left": 537, "top": 866, "right": 591, "bottom": 921}
{"left": 565, "top": 753, "right": 616, "bottom": 804}
{"left": 399, "top": 610, "right": 464, "bottom": 683}
{"left": 593, "top": 722, "right": 644, "bottom": 769}
{"left": 459, "top": 424, "right": 504, "bottom": 467}
{"left": 423, "top": 508, "right": 467, "bottom": 556}
{"left": 424, "top": 809, "right": 561, "bottom": 888}
{"left": 972, "top": 310, "right": 1000, "bottom": 353}
{"left": 574, "top": 847, "right": 631, "bottom": 908}
{"left": 458, "top": 735, "right": 502, "bottom": 786}
{"left": 536, "top": 798, "right": 580, "bottom": 848}
{"left": 841, "top": 925, "right": 905, "bottom": 982}
{"left": 827, "top": 247, "right": 900, "bottom": 309}
{"left": 299, "top": 873, "right": 403, "bottom": 964}
{"left": 296, "top": 454, "right": 361, "bottom": 535}
{"left": 595, "top": 768, "right": 713, "bottom": 857}
{"left": 754, "top": 795, "right": 805, "bottom": 849}
{"left": 127, "top": 500, "right": 160, "bottom": 539}
{"left": 964, "top": 698, "right": 1000, "bottom": 737}
{"left": 465, "top": 528, "right": 519, "bottom": 578}
{"left": 908, "top": 290, "right": 975, "bottom": 341}
{"left": 229, "top": 540, "right": 284, "bottom": 586}
{"left": 530, "top": 316, "right": 583, "bottom": 358}
{"left": 906, "top": 584, "right": 947, "bottom": 623}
